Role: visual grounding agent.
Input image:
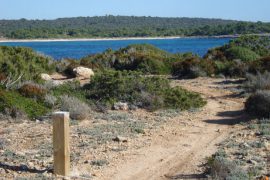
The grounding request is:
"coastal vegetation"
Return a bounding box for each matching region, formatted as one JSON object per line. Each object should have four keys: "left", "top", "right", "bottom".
{"left": 171, "top": 35, "right": 270, "bottom": 78}
{"left": 1, "top": 16, "right": 270, "bottom": 39}
{"left": 79, "top": 44, "right": 180, "bottom": 74}
{"left": 0, "top": 35, "right": 269, "bottom": 179}
{"left": 0, "top": 46, "right": 55, "bottom": 82}
{"left": 0, "top": 45, "right": 206, "bottom": 119}
{"left": 0, "top": 35, "right": 270, "bottom": 121}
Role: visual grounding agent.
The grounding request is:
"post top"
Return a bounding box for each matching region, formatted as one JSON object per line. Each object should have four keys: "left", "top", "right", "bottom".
{"left": 53, "top": 111, "right": 70, "bottom": 115}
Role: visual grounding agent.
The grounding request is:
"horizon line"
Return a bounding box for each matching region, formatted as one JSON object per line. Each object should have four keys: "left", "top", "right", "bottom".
{"left": 0, "top": 15, "right": 268, "bottom": 23}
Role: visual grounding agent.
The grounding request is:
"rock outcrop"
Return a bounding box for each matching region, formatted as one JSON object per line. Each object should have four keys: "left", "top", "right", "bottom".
{"left": 73, "top": 67, "right": 94, "bottom": 79}
{"left": 40, "top": 73, "right": 52, "bottom": 81}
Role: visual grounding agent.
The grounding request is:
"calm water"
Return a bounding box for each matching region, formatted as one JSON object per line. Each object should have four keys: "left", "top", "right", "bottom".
{"left": 0, "top": 38, "right": 232, "bottom": 60}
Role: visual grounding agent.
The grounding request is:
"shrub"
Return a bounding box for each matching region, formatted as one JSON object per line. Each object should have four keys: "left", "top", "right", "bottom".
{"left": 57, "top": 59, "right": 80, "bottom": 77}
{"left": 172, "top": 57, "right": 217, "bottom": 78}
{"left": 0, "top": 89, "right": 49, "bottom": 119}
{"left": 245, "top": 90, "right": 270, "bottom": 118}
{"left": 44, "top": 94, "right": 57, "bottom": 108}
{"left": 208, "top": 156, "right": 249, "bottom": 180}
{"left": 51, "top": 81, "right": 86, "bottom": 100}
{"left": 205, "top": 35, "right": 270, "bottom": 62}
{"left": 172, "top": 57, "right": 203, "bottom": 78}
{"left": 245, "top": 72, "right": 270, "bottom": 92}
{"left": 60, "top": 95, "right": 91, "bottom": 120}
{"left": 164, "top": 87, "right": 206, "bottom": 109}
{"left": 18, "top": 82, "right": 47, "bottom": 99}
{"left": 225, "top": 46, "right": 260, "bottom": 62}
{"left": 249, "top": 56, "right": 270, "bottom": 73}
{"left": 84, "top": 70, "right": 206, "bottom": 111}
{"left": 0, "top": 46, "right": 55, "bottom": 82}
{"left": 79, "top": 44, "right": 177, "bottom": 75}
{"left": 215, "top": 60, "right": 249, "bottom": 77}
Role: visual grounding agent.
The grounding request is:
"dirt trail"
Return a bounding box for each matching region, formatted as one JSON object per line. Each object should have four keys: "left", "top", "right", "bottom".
{"left": 100, "top": 78, "right": 246, "bottom": 180}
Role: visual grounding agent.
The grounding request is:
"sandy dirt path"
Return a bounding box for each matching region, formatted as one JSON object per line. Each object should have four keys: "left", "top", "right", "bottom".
{"left": 99, "top": 78, "right": 246, "bottom": 180}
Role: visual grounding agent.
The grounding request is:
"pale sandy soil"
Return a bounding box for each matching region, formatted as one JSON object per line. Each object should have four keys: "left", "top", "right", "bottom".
{"left": 0, "top": 33, "right": 269, "bottom": 43}
{"left": 0, "top": 36, "right": 181, "bottom": 43}
{"left": 99, "top": 78, "right": 246, "bottom": 180}
{"left": 0, "top": 77, "right": 247, "bottom": 180}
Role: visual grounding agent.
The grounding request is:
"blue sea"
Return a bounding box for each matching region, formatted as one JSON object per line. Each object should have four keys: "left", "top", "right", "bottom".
{"left": 0, "top": 37, "right": 232, "bottom": 60}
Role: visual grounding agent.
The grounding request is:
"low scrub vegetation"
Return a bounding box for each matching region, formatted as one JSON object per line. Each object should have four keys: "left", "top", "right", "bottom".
{"left": 18, "top": 82, "right": 47, "bottom": 100}
{"left": 60, "top": 95, "right": 91, "bottom": 120}
{"left": 245, "top": 72, "right": 270, "bottom": 92}
{"left": 207, "top": 150, "right": 262, "bottom": 179}
{"left": 0, "top": 89, "right": 49, "bottom": 119}
{"left": 84, "top": 70, "right": 206, "bottom": 111}
{"left": 5, "top": 35, "right": 269, "bottom": 120}
{"left": 0, "top": 46, "right": 55, "bottom": 82}
{"left": 245, "top": 72, "right": 270, "bottom": 118}
{"left": 171, "top": 35, "right": 270, "bottom": 78}
{"left": 245, "top": 90, "right": 270, "bottom": 118}
{"left": 79, "top": 44, "right": 179, "bottom": 75}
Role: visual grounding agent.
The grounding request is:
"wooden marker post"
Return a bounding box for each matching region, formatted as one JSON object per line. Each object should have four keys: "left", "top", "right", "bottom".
{"left": 52, "top": 112, "right": 70, "bottom": 177}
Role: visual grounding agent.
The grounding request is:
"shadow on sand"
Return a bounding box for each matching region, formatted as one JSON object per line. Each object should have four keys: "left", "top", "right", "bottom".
{"left": 165, "top": 173, "right": 207, "bottom": 179}
{"left": 204, "top": 109, "right": 252, "bottom": 125}
{"left": 0, "top": 162, "right": 52, "bottom": 174}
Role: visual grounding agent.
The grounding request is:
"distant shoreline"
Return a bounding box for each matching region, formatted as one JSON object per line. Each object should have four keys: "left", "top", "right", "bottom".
{"left": 0, "top": 34, "right": 269, "bottom": 43}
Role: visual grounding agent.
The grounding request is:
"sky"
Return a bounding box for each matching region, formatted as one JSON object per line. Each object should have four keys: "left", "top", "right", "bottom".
{"left": 0, "top": 0, "right": 269, "bottom": 22}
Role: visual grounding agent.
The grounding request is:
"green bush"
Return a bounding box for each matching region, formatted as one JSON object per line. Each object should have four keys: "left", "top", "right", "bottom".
{"left": 84, "top": 70, "right": 206, "bottom": 111}
{"left": 163, "top": 87, "right": 206, "bottom": 109}
{"left": 80, "top": 44, "right": 179, "bottom": 75}
{"left": 51, "top": 81, "right": 86, "bottom": 101}
{"left": 245, "top": 72, "right": 270, "bottom": 92}
{"left": 245, "top": 90, "right": 270, "bottom": 118}
{"left": 172, "top": 57, "right": 202, "bottom": 78}
{"left": 207, "top": 156, "right": 249, "bottom": 180}
{"left": 205, "top": 35, "right": 270, "bottom": 62}
{"left": 225, "top": 46, "right": 260, "bottom": 62}
{"left": 0, "top": 89, "right": 49, "bottom": 119}
{"left": 0, "top": 46, "right": 55, "bottom": 82}
{"left": 249, "top": 56, "right": 270, "bottom": 73}
{"left": 172, "top": 57, "right": 216, "bottom": 78}
{"left": 60, "top": 95, "right": 91, "bottom": 120}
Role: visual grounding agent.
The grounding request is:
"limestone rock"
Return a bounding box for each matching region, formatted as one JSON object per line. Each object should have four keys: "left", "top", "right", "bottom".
{"left": 73, "top": 67, "right": 94, "bottom": 79}
{"left": 113, "top": 102, "right": 129, "bottom": 111}
{"left": 40, "top": 73, "right": 52, "bottom": 81}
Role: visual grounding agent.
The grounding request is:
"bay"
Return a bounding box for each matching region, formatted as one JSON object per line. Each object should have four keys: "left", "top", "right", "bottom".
{"left": 0, "top": 37, "right": 232, "bottom": 60}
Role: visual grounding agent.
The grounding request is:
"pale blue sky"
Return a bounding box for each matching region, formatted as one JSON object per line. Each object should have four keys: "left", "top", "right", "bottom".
{"left": 0, "top": 0, "right": 269, "bottom": 22}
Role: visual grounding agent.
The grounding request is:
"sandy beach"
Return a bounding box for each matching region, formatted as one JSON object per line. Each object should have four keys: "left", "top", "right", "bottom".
{"left": 0, "top": 36, "right": 182, "bottom": 43}
{"left": 0, "top": 33, "right": 269, "bottom": 43}
{"left": 0, "top": 35, "right": 242, "bottom": 43}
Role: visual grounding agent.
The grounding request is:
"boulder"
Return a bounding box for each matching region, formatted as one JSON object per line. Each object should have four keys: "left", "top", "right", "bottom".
{"left": 40, "top": 73, "right": 52, "bottom": 81}
{"left": 113, "top": 102, "right": 129, "bottom": 111}
{"left": 73, "top": 67, "right": 94, "bottom": 79}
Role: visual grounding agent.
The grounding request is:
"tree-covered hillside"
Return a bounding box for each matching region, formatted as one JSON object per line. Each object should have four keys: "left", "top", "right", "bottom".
{"left": 0, "top": 16, "right": 270, "bottom": 39}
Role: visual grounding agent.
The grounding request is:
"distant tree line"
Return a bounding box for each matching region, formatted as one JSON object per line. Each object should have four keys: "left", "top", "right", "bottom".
{"left": 0, "top": 16, "right": 270, "bottom": 39}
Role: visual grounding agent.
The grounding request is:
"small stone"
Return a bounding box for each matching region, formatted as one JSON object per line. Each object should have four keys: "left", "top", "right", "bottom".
{"left": 265, "top": 142, "right": 270, "bottom": 151}
{"left": 113, "top": 102, "right": 129, "bottom": 111}
{"left": 113, "top": 136, "right": 128, "bottom": 142}
{"left": 84, "top": 160, "right": 89, "bottom": 164}
{"left": 27, "top": 162, "right": 35, "bottom": 168}
{"left": 41, "top": 73, "right": 52, "bottom": 81}
{"left": 247, "top": 159, "right": 257, "bottom": 165}
{"left": 129, "top": 105, "right": 138, "bottom": 111}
